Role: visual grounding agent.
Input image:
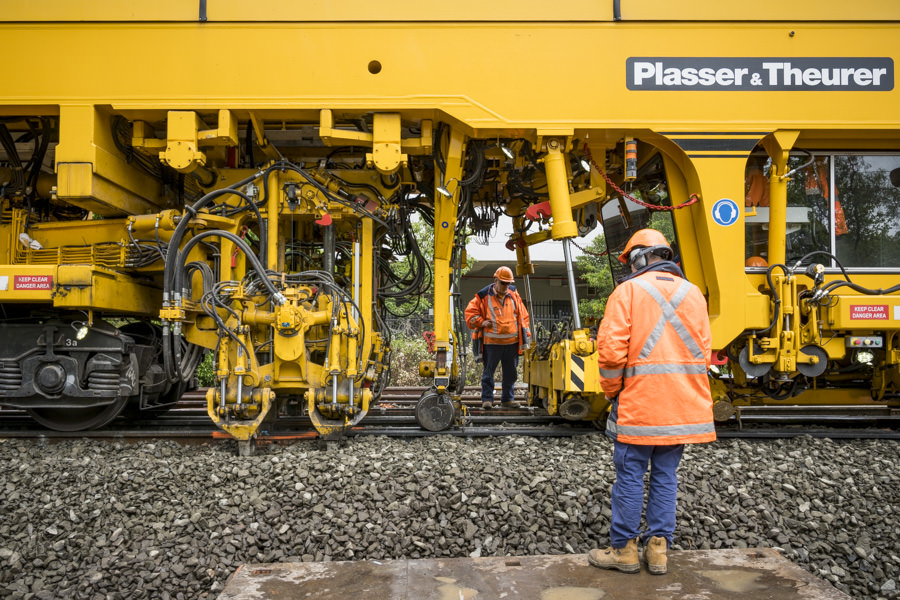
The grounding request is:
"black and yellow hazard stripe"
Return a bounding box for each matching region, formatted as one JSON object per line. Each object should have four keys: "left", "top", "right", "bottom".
{"left": 570, "top": 354, "right": 585, "bottom": 391}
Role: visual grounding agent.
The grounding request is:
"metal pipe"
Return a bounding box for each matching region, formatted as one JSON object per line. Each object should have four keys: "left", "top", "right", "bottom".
{"left": 829, "top": 156, "right": 837, "bottom": 268}
{"left": 331, "top": 375, "right": 339, "bottom": 411}
{"left": 323, "top": 224, "right": 335, "bottom": 274}
{"left": 353, "top": 238, "right": 360, "bottom": 308}
{"left": 523, "top": 274, "right": 536, "bottom": 339}
{"left": 562, "top": 239, "right": 582, "bottom": 329}
{"left": 448, "top": 270, "right": 456, "bottom": 368}
{"left": 351, "top": 234, "right": 359, "bottom": 411}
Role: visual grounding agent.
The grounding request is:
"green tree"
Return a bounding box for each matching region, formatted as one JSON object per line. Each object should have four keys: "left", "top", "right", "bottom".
{"left": 647, "top": 211, "right": 676, "bottom": 243}
{"left": 833, "top": 155, "right": 900, "bottom": 268}
{"left": 575, "top": 211, "right": 676, "bottom": 320}
{"left": 576, "top": 232, "right": 614, "bottom": 318}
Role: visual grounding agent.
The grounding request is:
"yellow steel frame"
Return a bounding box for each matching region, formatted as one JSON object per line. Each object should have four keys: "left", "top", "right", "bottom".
{"left": 1, "top": 4, "right": 898, "bottom": 441}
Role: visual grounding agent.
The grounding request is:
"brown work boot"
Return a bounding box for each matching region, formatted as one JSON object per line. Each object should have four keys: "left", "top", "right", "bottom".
{"left": 500, "top": 401, "right": 520, "bottom": 408}
{"left": 644, "top": 536, "right": 668, "bottom": 575}
{"left": 481, "top": 401, "right": 493, "bottom": 409}
{"left": 588, "top": 538, "right": 640, "bottom": 573}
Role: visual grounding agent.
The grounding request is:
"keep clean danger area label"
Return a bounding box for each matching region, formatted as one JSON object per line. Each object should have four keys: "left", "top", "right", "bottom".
{"left": 13, "top": 275, "right": 53, "bottom": 290}
{"left": 850, "top": 305, "right": 889, "bottom": 320}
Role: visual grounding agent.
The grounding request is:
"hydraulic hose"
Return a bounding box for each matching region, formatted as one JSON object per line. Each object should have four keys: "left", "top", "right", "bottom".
{"left": 165, "top": 229, "right": 285, "bottom": 382}
{"left": 792, "top": 250, "right": 900, "bottom": 296}
{"left": 175, "top": 230, "right": 285, "bottom": 305}
{"left": 163, "top": 169, "right": 265, "bottom": 303}
{"left": 750, "top": 263, "right": 788, "bottom": 336}
{"left": 160, "top": 170, "right": 264, "bottom": 381}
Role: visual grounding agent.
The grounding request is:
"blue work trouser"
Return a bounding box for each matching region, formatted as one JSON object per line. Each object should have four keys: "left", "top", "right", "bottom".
{"left": 609, "top": 441, "right": 684, "bottom": 548}
{"left": 481, "top": 343, "right": 519, "bottom": 404}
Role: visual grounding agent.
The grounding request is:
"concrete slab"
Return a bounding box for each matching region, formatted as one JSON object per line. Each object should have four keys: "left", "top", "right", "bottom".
{"left": 218, "top": 548, "right": 851, "bottom": 599}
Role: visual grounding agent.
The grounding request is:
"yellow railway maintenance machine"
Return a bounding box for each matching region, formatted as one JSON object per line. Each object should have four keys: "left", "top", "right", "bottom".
{"left": 1, "top": 2, "right": 899, "bottom": 453}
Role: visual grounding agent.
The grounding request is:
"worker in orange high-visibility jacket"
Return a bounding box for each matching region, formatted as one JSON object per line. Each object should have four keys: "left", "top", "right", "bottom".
{"left": 588, "top": 229, "right": 715, "bottom": 577}
{"left": 465, "top": 266, "right": 532, "bottom": 410}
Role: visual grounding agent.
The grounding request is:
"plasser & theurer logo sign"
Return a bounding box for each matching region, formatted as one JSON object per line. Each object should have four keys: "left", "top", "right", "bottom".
{"left": 626, "top": 57, "right": 894, "bottom": 91}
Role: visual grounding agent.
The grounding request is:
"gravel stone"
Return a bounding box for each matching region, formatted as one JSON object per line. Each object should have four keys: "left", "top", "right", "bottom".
{"left": 0, "top": 435, "right": 898, "bottom": 599}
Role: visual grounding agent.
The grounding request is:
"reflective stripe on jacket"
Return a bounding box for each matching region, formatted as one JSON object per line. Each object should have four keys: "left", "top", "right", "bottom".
{"left": 465, "top": 283, "right": 532, "bottom": 352}
{"left": 596, "top": 270, "right": 715, "bottom": 445}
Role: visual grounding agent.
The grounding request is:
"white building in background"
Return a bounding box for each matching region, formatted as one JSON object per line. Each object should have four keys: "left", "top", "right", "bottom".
{"left": 464, "top": 219, "right": 604, "bottom": 263}
{"left": 460, "top": 221, "right": 606, "bottom": 330}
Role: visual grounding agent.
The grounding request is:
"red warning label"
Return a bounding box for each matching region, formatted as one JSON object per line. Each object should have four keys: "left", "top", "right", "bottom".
{"left": 13, "top": 275, "right": 53, "bottom": 290}
{"left": 849, "top": 304, "right": 889, "bottom": 320}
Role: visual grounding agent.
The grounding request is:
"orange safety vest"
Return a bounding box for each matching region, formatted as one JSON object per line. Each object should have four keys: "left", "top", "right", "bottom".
{"left": 745, "top": 167, "right": 770, "bottom": 207}
{"left": 804, "top": 158, "right": 848, "bottom": 236}
{"left": 596, "top": 270, "right": 715, "bottom": 445}
{"left": 465, "top": 283, "right": 532, "bottom": 352}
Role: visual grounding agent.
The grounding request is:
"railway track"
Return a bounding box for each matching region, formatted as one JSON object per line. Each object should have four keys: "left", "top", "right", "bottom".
{"left": 1, "top": 387, "right": 898, "bottom": 441}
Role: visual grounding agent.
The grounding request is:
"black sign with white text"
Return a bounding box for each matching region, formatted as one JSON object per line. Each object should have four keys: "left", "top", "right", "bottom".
{"left": 626, "top": 57, "right": 894, "bottom": 91}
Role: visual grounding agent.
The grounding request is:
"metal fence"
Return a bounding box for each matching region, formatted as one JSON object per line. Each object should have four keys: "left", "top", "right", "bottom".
{"left": 383, "top": 301, "right": 573, "bottom": 337}
{"left": 384, "top": 316, "right": 433, "bottom": 337}
{"left": 528, "top": 300, "right": 574, "bottom": 331}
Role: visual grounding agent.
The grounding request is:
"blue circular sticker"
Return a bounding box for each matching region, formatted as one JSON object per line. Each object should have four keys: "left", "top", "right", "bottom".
{"left": 711, "top": 198, "right": 739, "bottom": 227}
{"left": 441, "top": 221, "right": 449, "bottom": 228}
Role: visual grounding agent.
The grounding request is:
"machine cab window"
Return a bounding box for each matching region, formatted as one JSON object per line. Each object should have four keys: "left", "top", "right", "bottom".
{"left": 745, "top": 152, "right": 900, "bottom": 270}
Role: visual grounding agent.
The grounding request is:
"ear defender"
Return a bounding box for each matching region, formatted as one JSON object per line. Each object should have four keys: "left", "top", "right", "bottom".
{"left": 630, "top": 248, "right": 650, "bottom": 269}
{"left": 629, "top": 245, "right": 673, "bottom": 269}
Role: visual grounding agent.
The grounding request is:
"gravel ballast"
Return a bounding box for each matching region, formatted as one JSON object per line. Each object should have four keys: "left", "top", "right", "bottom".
{"left": 0, "top": 434, "right": 897, "bottom": 599}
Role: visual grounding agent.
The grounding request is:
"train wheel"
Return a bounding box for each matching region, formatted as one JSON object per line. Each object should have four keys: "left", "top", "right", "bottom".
{"left": 738, "top": 342, "right": 772, "bottom": 378}
{"left": 26, "top": 396, "right": 129, "bottom": 432}
{"left": 415, "top": 389, "right": 457, "bottom": 432}
{"left": 558, "top": 394, "right": 591, "bottom": 420}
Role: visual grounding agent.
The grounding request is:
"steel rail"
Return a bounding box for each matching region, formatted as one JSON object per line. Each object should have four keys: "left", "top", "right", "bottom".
{"left": 2, "top": 387, "right": 898, "bottom": 441}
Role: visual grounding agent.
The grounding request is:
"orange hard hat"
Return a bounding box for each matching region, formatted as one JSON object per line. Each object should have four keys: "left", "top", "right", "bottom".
{"left": 618, "top": 229, "right": 672, "bottom": 265}
{"left": 494, "top": 266, "right": 515, "bottom": 282}
{"left": 745, "top": 256, "right": 769, "bottom": 268}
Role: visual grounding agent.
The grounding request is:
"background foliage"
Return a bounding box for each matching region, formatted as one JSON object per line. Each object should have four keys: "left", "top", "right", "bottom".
{"left": 575, "top": 211, "right": 675, "bottom": 319}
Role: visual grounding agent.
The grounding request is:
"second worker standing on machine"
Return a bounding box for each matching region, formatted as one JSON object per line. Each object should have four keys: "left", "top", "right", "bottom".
{"left": 465, "top": 266, "right": 532, "bottom": 409}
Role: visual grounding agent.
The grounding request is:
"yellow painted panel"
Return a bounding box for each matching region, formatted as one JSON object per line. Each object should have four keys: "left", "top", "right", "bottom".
{"left": 744, "top": 290, "right": 772, "bottom": 333}
{"left": 832, "top": 297, "right": 900, "bottom": 330}
{"left": 0, "top": 0, "right": 198, "bottom": 22}
{"left": 57, "top": 265, "right": 93, "bottom": 286}
{"left": 30, "top": 218, "right": 128, "bottom": 247}
{"left": 55, "top": 105, "right": 164, "bottom": 214}
{"left": 688, "top": 156, "right": 754, "bottom": 346}
{"left": 0, "top": 266, "right": 56, "bottom": 302}
{"left": 579, "top": 352, "right": 602, "bottom": 392}
{"left": 0, "top": 1, "right": 613, "bottom": 22}
{"left": 56, "top": 169, "right": 163, "bottom": 216}
{"left": 620, "top": 0, "right": 900, "bottom": 21}
{"left": 4, "top": 1, "right": 897, "bottom": 23}
{"left": 55, "top": 163, "right": 93, "bottom": 198}
{"left": 0, "top": 24, "right": 896, "bottom": 132}
{"left": 53, "top": 267, "right": 161, "bottom": 315}
{"left": 213, "top": 0, "right": 615, "bottom": 22}
{"left": 527, "top": 362, "right": 552, "bottom": 389}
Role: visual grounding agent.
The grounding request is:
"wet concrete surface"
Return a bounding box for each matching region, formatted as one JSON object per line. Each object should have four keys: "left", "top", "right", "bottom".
{"left": 219, "top": 548, "right": 852, "bottom": 599}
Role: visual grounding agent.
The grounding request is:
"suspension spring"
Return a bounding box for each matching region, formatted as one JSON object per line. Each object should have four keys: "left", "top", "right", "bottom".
{"left": 87, "top": 370, "right": 120, "bottom": 392}
{"left": 0, "top": 362, "right": 23, "bottom": 390}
